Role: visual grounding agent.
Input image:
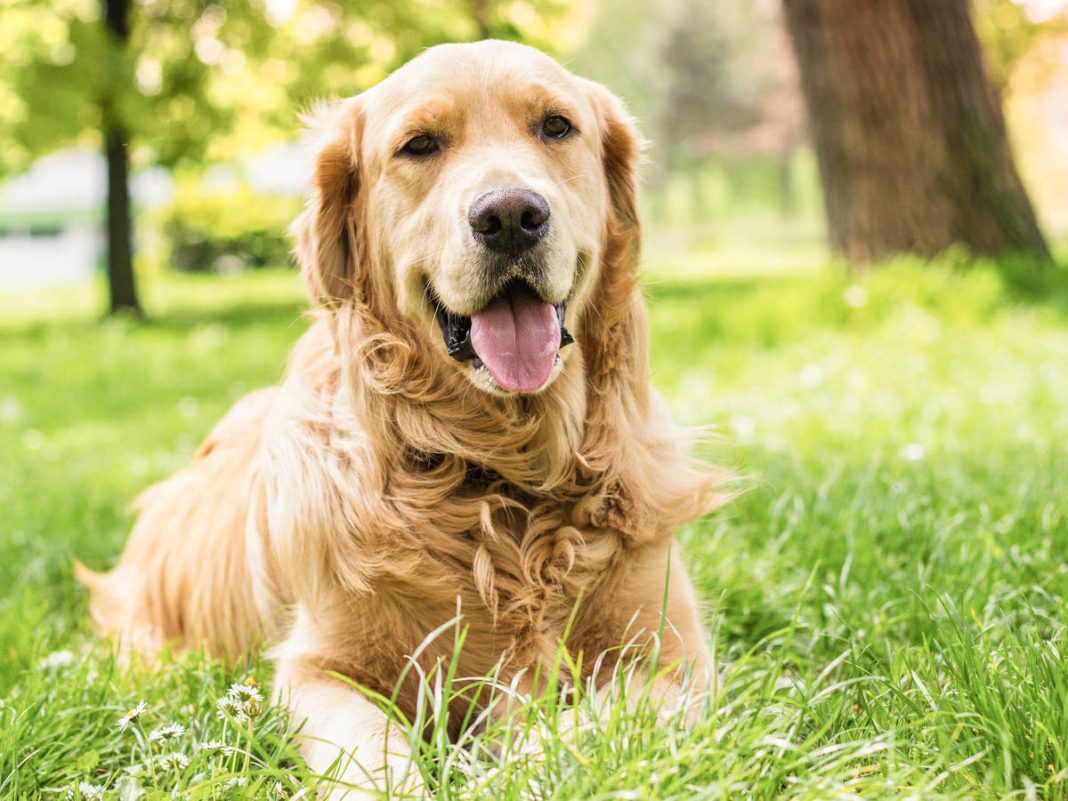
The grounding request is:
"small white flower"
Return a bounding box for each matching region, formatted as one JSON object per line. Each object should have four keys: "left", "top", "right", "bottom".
{"left": 38, "top": 650, "right": 75, "bottom": 670}
{"left": 899, "top": 443, "right": 925, "bottom": 462}
{"left": 156, "top": 751, "right": 190, "bottom": 771}
{"left": 65, "top": 782, "right": 104, "bottom": 800}
{"left": 196, "top": 739, "right": 232, "bottom": 755}
{"left": 227, "top": 682, "right": 262, "bottom": 703}
{"left": 216, "top": 696, "right": 247, "bottom": 723}
{"left": 224, "top": 777, "right": 248, "bottom": 789}
{"left": 117, "top": 701, "right": 148, "bottom": 732}
{"left": 148, "top": 723, "right": 185, "bottom": 743}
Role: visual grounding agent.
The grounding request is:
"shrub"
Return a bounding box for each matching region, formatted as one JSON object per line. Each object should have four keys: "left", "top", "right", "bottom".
{"left": 159, "top": 180, "right": 302, "bottom": 273}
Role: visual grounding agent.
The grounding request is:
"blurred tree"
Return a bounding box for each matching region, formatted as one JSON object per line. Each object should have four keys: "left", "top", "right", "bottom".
{"left": 103, "top": 0, "right": 138, "bottom": 314}
{"left": 783, "top": 0, "right": 1051, "bottom": 265}
{"left": 656, "top": 0, "right": 734, "bottom": 184}
{"left": 571, "top": 0, "right": 805, "bottom": 222}
{"left": 0, "top": 0, "right": 569, "bottom": 314}
{"left": 974, "top": 0, "right": 1068, "bottom": 95}
{"left": 0, "top": 0, "right": 261, "bottom": 313}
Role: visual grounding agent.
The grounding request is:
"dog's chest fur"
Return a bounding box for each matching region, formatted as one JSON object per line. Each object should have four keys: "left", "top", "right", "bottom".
{"left": 259, "top": 322, "right": 676, "bottom": 712}
{"left": 361, "top": 469, "right": 627, "bottom": 663}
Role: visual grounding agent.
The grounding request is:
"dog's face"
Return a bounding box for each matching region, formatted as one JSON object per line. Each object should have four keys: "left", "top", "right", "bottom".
{"left": 296, "top": 41, "right": 638, "bottom": 396}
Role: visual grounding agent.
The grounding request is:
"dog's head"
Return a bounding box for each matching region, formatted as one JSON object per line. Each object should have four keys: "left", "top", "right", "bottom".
{"left": 294, "top": 40, "right": 641, "bottom": 397}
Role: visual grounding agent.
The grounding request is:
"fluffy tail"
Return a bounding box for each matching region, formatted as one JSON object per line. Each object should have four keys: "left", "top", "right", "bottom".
{"left": 74, "top": 558, "right": 159, "bottom": 654}
{"left": 73, "top": 387, "right": 278, "bottom": 657}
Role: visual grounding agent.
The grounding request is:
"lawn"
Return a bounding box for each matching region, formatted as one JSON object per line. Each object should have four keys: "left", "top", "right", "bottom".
{"left": 2, "top": 246, "right": 1067, "bottom": 800}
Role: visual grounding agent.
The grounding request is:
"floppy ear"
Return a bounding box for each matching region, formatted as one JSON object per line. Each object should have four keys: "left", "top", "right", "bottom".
{"left": 572, "top": 81, "right": 659, "bottom": 539}
{"left": 292, "top": 99, "right": 361, "bottom": 307}
{"left": 578, "top": 81, "right": 647, "bottom": 390}
{"left": 592, "top": 84, "right": 642, "bottom": 253}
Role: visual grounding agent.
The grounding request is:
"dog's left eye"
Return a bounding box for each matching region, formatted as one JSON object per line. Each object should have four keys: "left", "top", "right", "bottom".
{"left": 541, "top": 115, "right": 573, "bottom": 139}
{"left": 401, "top": 134, "right": 440, "bottom": 157}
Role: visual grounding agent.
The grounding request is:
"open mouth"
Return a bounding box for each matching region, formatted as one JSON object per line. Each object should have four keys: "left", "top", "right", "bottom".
{"left": 429, "top": 278, "right": 574, "bottom": 393}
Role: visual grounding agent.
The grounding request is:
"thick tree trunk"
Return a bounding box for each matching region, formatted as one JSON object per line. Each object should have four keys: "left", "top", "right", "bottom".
{"left": 782, "top": 0, "right": 1050, "bottom": 265}
{"left": 102, "top": 0, "right": 141, "bottom": 315}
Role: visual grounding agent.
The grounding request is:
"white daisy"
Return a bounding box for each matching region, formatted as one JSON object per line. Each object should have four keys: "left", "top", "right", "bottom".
{"left": 227, "top": 682, "right": 262, "bottom": 703}
{"left": 148, "top": 723, "right": 186, "bottom": 743}
{"left": 216, "top": 695, "right": 247, "bottom": 723}
{"left": 156, "top": 752, "right": 190, "bottom": 771}
{"left": 196, "top": 739, "right": 232, "bottom": 755}
{"left": 38, "top": 650, "right": 75, "bottom": 670}
{"left": 116, "top": 701, "right": 148, "bottom": 732}
{"left": 64, "top": 782, "right": 104, "bottom": 800}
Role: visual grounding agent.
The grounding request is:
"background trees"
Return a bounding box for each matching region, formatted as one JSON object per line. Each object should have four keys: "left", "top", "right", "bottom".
{"left": 0, "top": 0, "right": 1064, "bottom": 315}
{"left": 783, "top": 0, "right": 1051, "bottom": 265}
{"left": 1, "top": 0, "right": 261, "bottom": 312}
{"left": 0, "top": 0, "right": 566, "bottom": 314}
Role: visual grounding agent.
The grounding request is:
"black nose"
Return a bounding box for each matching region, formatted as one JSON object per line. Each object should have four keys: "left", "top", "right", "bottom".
{"left": 468, "top": 187, "right": 551, "bottom": 256}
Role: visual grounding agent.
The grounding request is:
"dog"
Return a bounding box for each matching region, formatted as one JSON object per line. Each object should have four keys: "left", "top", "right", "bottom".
{"left": 78, "top": 39, "right": 725, "bottom": 797}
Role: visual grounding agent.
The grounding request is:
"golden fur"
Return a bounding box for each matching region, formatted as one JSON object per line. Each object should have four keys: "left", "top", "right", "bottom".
{"left": 78, "top": 41, "right": 726, "bottom": 797}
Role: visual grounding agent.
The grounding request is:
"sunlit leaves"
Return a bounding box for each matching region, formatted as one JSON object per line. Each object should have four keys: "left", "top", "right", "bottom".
{"left": 0, "top": 0, "right": 574, "bottom": 179}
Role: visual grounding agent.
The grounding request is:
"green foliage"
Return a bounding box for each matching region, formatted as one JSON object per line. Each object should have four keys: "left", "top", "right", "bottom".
{"left": 0, "top": 0, "right": 573, "bottom": 181}
{"left": 0, "top": 0, "right": 233, "bottom": 175}
{"left": 973, "top": 0, "right": 1068, "bottom": 90}
{"left": 159, "top": 180, "right": 302, "bottom": 272}
{"left": 1, "top": 252, "right": 1068, "bottom": 797}
{"left": 0, "top": 1, "right": 104, "bottom": 176}
{"left": 571, "top": 0, "right": 798, "bottom": 186}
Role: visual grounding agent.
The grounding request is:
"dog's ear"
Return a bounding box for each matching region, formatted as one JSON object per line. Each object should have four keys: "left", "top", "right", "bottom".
{"left": 577, "top": 81, "right": 647, "bottom": 383}
{"left": 588, "top": 82, "right": 642, "bottom": 247}
{"left": 578, "top": 80, "right": 645, "bottom": 335}
{"left": 573, "top": 80, "right": 656, "bottom": 529}
{"left": 292, "top": 99, "right": 362, "bottom": 307}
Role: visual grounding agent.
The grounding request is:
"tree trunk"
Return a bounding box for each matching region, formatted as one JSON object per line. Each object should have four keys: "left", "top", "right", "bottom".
{"left": 102, "top": 0, "right": 141, "bottom": 315}
{"left": 470, "top": 0, "right": 492, "bottom": 39}
{"left": 104, "top": 125, "right": 139, "bottom": 314}
{"left": 782, "top": 0, "right": 1050, "bottom": 265}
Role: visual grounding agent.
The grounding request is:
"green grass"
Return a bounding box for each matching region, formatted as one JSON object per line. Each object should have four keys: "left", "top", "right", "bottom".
{"left": 2, "top": 250, "right": 1068, "bottom": 799}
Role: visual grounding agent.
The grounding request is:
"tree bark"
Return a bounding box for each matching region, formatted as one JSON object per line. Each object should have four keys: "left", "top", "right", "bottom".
{"left": 102, "top": 0, "right": 141, "bottom": 315}
{"left": 782, "top": 0, "right": 1050, "bottom": 265}
{"left": 470, "top": 0, "right": 492, "bottom": 39}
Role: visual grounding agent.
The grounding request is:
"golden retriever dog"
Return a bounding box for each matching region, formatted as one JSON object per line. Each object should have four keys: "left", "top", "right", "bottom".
{"left": 78, "top": 40, "right": 725, "bottom": 797}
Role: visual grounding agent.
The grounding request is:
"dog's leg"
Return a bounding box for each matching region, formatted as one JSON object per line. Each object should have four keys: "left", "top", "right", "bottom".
{"left": 576, "top": 541, "right": 715, "bottom": 725}
{"left": 275, "top": 658, "right": 424, "bottom": 800}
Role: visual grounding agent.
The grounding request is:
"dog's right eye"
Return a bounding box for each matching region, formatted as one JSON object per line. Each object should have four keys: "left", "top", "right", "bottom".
{"left": 401, "top": 134, "right": 440, "bottom": 157}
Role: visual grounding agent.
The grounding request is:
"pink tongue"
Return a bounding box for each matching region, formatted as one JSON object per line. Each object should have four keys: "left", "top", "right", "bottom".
{"left": 471, "top": 284, "right": 560, "bottom": 393}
